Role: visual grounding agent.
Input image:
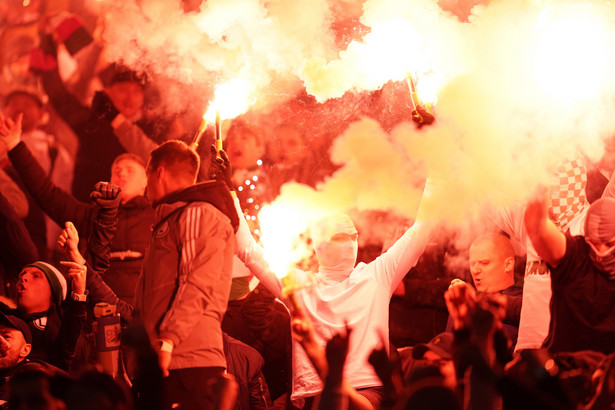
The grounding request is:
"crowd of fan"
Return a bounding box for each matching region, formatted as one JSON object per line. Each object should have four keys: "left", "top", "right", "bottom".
{"left": 0, "top": 2, "right": 614, "bottom": 410}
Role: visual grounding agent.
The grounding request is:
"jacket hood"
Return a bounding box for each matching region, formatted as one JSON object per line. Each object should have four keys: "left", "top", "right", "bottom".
{"left": 154, "top": 180, "right": 239, "bottom": 232}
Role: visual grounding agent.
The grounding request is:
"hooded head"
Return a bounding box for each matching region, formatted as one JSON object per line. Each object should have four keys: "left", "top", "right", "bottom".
{"left": 310, "top": 213, "right": 358, "bottom": 283}
{"left": 584, "top": 197, "right": 615, "bottom": 279}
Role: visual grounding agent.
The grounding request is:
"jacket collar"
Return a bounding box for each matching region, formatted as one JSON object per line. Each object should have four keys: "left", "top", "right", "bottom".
{"left": 153, "top": 180, "right": 239, "bottom": 232}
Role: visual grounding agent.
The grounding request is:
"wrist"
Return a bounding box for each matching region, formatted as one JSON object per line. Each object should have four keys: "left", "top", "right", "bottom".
{"left": 67, "top": 249, "right": 84, "bottom": 264}
{"left": 71, "top": 289, "right": 88, "bottom": 302}
{"left": 156, "top": 339, "right": 174, "bottom": 354}
{"left": 6, "top": 138, "right": 20, "bottom": 151}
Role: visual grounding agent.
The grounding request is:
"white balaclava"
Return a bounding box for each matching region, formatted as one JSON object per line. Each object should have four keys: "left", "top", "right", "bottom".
{"left": 310, "top": 213, "right": 358, "bottom": 284}
{"left": 584, "top": 197, "right": 615, "bottom": 279}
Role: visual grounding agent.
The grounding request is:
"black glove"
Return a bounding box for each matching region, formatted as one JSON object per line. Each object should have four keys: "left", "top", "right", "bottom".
{"left": 412, "top": 105, "right": 435, "bottom": 129}
{"left": 90, "top": 182, "right": 122, "bottom": 209}
{"left": 208, "top": 145, "right": 234, "bottom": 191}
{"left": 91, "top": 91, "right": 120, "bottom": 124}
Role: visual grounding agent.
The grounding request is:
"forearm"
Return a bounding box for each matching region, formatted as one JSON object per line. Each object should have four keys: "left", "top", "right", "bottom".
{"left": 85, "top": 207, "right": 118, "bottom": 273}
{"left": 376, "top": 218, "right": 436, "bottom": 292}
{"left": 524, "top": 198, "right": 566, "bottom": 267}
{"left": 86, "top": 266, "right": 135, "bottom": 323}
{"left": 234, "top": 197, "right": 284, "bottom": 298}
{"left": 111, "top": 117, "right": 158, "bottom": 163}
{"left": 8, "top": 142, "right": 92, "bottom": 232}
{"left": 0, "top": 192, "right": 38, "bottom": 270}
{"left": 0, "top": 169, "right": 28, "bottom": 218}
{"left": 39, "top": 66, "right": 91, "bottom": 132}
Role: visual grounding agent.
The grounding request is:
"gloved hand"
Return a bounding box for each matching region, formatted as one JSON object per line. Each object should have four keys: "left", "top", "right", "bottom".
{"left": 90, "top": 182, "right": 122, "bottom": 209}
{"left": 208, "top": 145, "right": 234, "bottom": 191}
{"left": 29, "top": 33, "right": 58, "bottom": 73}
{"left": 412, "top": 105, "right": 435, "bottom": 129}
{"left": 91, "top": 91, "right": 120, "bottom": 124}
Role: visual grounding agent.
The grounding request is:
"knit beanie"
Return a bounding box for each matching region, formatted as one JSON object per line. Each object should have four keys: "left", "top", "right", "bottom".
{"left": 24, "top": 262, "right": 67, "bottom": 304}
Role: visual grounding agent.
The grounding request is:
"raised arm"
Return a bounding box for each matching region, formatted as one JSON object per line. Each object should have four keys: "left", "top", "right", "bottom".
{"left": 30, "top": 27, "right": 91, "bottom": 132}
{"left": 47, "top": 222, "right": 89, "bottom": 371}
{"left": 0, "top": 167, "right": 28, "bottom": 219}
{"left": 211, "top": 146, "right": 284, "bottom": 298}
{"left": 524, "top": 188, "right": 567, "bottom": 268}
{"left": 370, "top": 177, "right": 438, "bottom": 293}
{"left": 111, "top": 115, "right": 158, "bottom": 163}
{"left": 85, "top": 182, "right": 121, "bottom": 273}
{"left": 0, "top": 191, "right": 38, "bottom": 275}
{"left": 57, "top": 221, "right": 134, "bottom": 323}
{"left": 0, "top": 113, "right": 94, "bottom": 237}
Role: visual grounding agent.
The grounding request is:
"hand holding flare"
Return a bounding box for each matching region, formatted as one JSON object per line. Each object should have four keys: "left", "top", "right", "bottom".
{"left": 406, "top": 73, "right": 435, "bottom": 129}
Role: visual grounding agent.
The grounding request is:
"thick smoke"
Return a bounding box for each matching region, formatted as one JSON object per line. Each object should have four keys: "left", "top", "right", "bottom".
{"left": 94, "top": 0, "right": 615, "bottom": 265}
{"left": 98, "top": 0, "right": 336, "bottom": 116}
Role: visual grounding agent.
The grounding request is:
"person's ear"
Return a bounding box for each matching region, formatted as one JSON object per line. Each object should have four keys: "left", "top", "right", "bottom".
{"left": 504, "top": 256, "right": 514, "bottom": 273}
{"left": 19, "top": 343, "right": 31, "bottom": 360}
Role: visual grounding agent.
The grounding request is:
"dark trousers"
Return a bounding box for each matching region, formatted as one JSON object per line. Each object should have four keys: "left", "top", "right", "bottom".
{"left": 163, "top": 366, "right": 225, "bottom": 410}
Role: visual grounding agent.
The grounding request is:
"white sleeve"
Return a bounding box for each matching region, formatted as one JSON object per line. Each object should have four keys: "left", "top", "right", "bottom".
{"left": 234, "top": 197, "right": 284, "bottom": 298}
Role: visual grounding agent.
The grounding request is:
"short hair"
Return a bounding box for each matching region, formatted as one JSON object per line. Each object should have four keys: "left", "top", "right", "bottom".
{"left": 147, "top": 140, "right": 200, "bottom": 181}
{"left": 111, "top": 153, "right": 146, "bottom": 170}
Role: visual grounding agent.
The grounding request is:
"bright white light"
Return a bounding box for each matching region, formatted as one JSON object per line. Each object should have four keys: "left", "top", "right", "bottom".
{"left": 205, "top": 78, "right": 254, "bottom": 121}
{"left": 532, "top": 4, "right": 608, "bottom": 101}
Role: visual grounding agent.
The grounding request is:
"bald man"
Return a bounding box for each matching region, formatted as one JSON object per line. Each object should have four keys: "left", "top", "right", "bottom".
{"left": 447, "top": 232, "right": 523, "bottom": 345}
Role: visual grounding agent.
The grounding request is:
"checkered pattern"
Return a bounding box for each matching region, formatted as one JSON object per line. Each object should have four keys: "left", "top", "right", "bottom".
{"left": 548, "top": 158, "right": 588, "bottom": 231}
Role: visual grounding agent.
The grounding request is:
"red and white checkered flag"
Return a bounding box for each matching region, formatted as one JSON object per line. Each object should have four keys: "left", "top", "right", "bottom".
{"left": 548, "top": 157, "right": 588, "bottom": 231}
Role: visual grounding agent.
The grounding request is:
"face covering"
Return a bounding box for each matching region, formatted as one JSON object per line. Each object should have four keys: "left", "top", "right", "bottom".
{"left": 584, "top": 198, "right": 615, "bottom": 279}
{"left": 311, "top": 214, "right": 358, "bottom": 282}
{"left": 586, "top": 241, "right": 615, "bottom": 279}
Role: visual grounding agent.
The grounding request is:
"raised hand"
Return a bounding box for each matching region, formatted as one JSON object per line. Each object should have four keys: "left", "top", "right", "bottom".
{"left": 445, "top": 280, "right": 477, "bottom": 330}
{"left": 90, "top": 181, "right": 122, "bottom": 209}
{"left": 0, "top": 112, "right": 23, "bottom": 150}
{"left": 57, "top": 221, "right": 87, "bottom": 271}
{"left": 60, "top": 260, "right": 87, "bottom": 295}
{"left": 209, "top": 145, "right": 234, "bottom": 191}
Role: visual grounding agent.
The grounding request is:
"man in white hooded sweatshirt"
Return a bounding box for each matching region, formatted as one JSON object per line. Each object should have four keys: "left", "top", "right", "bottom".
{"left": 234, "top": 183, "right": 436, "bottom": 408}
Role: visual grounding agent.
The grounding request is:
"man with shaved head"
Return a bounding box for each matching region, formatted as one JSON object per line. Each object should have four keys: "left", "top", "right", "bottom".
{"left": 469, "top": 232, "right": 516, "bottom": 293}
{"left": 447, "top": 232, "right": 523, "bottom": 345}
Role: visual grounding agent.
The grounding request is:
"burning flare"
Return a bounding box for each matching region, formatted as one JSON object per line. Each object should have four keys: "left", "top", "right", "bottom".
{"left": 191, "top": 78, "right": 254, "bottom": 149}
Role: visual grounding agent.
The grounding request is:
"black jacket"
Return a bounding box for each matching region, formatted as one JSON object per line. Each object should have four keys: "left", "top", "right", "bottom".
{"left": 0, "top": 302, "right": 88, "bottom": 372}
{"left": 39, "top": 67, "right": 164, "bottom": 202}
{"left": 8, "top": 142, "right": 154, "bottom": 303}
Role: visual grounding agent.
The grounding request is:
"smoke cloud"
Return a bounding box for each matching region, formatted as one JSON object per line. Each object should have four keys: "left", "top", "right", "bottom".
{"left": 93, "top": 0, "right": 615, "bottom": 262}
